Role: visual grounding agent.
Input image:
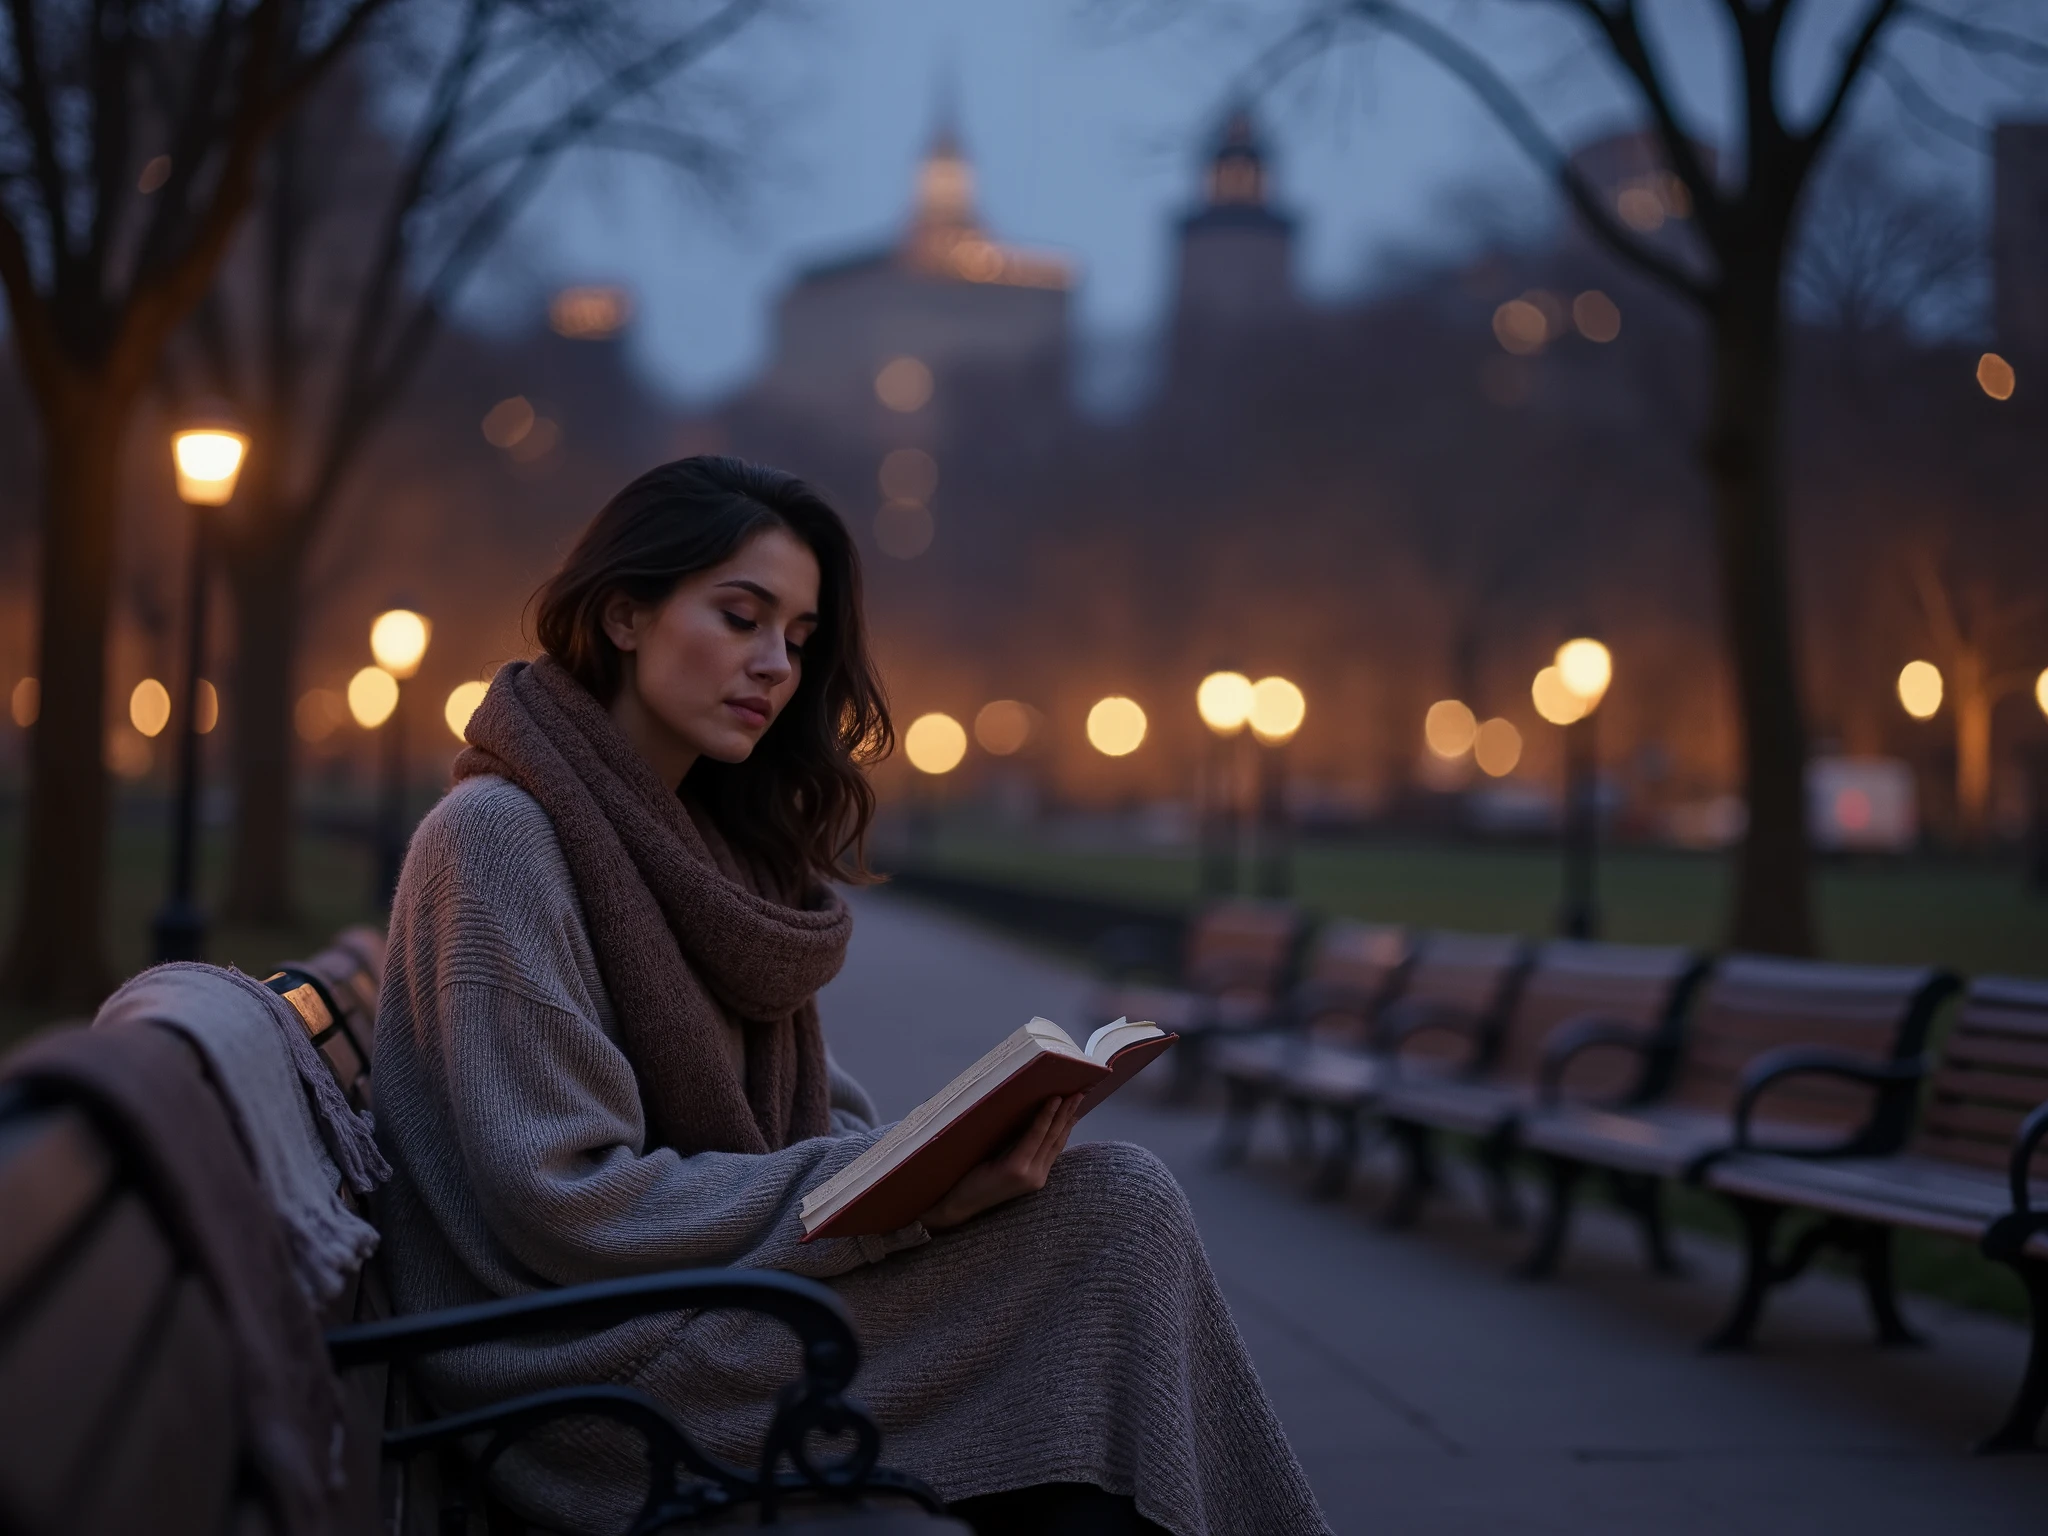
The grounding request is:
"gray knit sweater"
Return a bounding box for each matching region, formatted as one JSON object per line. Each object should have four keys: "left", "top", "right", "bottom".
{"left": 374, "top": 775, "right": 1329, "bottom": 1535}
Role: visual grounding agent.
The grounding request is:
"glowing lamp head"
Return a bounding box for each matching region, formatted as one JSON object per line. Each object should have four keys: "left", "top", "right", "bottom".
{"left": 904, "top": 712, "right": 968, "bottom": 775}
{"left": 1424, "top": 699, "right": 1478, "bottom": 759}
{"left": 1196, "top": 671, "right": 1254, "bottom": 736}
{"left": 370, "top": 609, "right": 431, "bottom": 679}
{"left": 1532, "top": 666, "right": 1590, "bottom": 726}
{"left": 1248, "top": 676, "right": 1306, "bottom": 745}
{"left": 171, "top": 428, "right": 248, "bottom": 506}
{"left": 348, "top": 666, "right": 400, "bottom": 729}
{"left": 2036, "top": 668, "right": 2048, "bottom": 720}
{"left": 1086, "top": 697, "right": 1147, "bottom": 757}
{"left": 1897, "top": 660, "right": 1943, "bottom": 720}
{"left": 1555, "top": 638, "right": 1613, "bottom": 705}
{"left": 444, "top": 680, "right": 490, "bottom": 742}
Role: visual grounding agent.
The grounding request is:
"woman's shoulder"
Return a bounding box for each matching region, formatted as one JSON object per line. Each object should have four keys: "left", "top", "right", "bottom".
{"left": 409, "top": 775, "right": 568, "bottom": 893}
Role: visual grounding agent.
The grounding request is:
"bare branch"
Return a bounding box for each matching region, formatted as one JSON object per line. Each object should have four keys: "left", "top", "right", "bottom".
{"left": 1795, "top": 0, "right": 1903, "bottom": 167}
{"left": 1894, "top": 1, "right": 2048, "bottom": 66}
{"left": 6, "top": 0, "right": 74, "bottom": 265}
{"left": 1871, "top": 52, "right": 1988, "bottom": 149}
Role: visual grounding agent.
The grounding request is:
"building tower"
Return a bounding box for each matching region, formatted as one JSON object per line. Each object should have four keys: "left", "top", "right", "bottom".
{"left": 1170, "top": 106, "right": 1300, "bottom": 347}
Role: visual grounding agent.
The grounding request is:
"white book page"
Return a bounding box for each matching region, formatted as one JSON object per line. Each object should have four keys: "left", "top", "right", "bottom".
{"left": 1084, "top": 1017, "right": 1164, "bottom": 1061}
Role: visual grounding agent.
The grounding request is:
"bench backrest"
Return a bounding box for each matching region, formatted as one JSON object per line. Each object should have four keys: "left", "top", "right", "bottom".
{"left": 1388, "top": 930, "right": 1529, "bottom": 1068}
{"left": 1491, "top": 940, "right": 1703, "bottom": 1093}
{"left": 0, "top": 1090, "right": 254, "bottom": 1536}
{"left": 1293, "top": 921, "right": 1410, "bottom": 1045}
{"left": 268, "top": 924, "right": 387, "bottom": 1111}
{"left": 1670, "top": 956, "right": 1956, "bottom": 1127}
{"left": 1915, "top": 976, "right": 2048, "bottom": 1178}
{"left": 1182, "top": 899, "right": 1303, "bottom": 1002}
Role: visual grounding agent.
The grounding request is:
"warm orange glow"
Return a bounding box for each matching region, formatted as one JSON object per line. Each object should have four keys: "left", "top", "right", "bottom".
{"left": 549, "top": 285, "right": 632, "bottom": 340}
{"left": 1087, "top": 697, "right": 1147, "bottom": 757}
{"left": 1898, "top": 660, "right": 1942, "bottom": 720}
{"left": 1474, "top": 717, "right": 1522, "bottom": 777}
{"left": 1573, "top": 290, "right": 1621, "bottom": 342}
{"left": 295, "top": 689, "right": 347, "bottom": 744}
{"left": 873, "top": 501, "right": 934, "bottom": 559}
{"left": 107, "top": 729, "right": 153, "bottom": 780}
{"left": 1424, "top": 699, "right": 1478, "bottom": 759}
{"left": 1617, "top": 183, "right": 1664, "bottom": 232}
{"left": 9, "top": 676, "right": 38, "bottom": 727}
{"left": 875, "top": 356, "right": 934, "bottom": 412}
{"left": 482, "top": 396, "right": 535, "bottom": 448}
{"left": 1532, "top": 666, "right": 1590, "bottom": 726}
{"left": 348, "top": 667, "right": 400, "bottom": 729}
{"left": 2036, "top": 669, "right": 2048, "bottom": 719}
{"left": 905, "top": 712, "right": 968, "bottom": 774}
{"left": 129, "top": 679, "right": 171, "bottom": 738}
{"left": 1978, "top": 352, "right": 2016, "bottom": 401}
{"left": 1196, "top": 671, "right": 1254, "bottom": 736}
{"left": 1555, "top": 638, "right": 1613, "bottom": 704}
{"left": 445, "top": 680, "right": 490, "bottom": 742}
{"left": 1492, "top": 299, "right": 1548, "bottom": 355}
{"left": 172, "top": 429, "right": 248, "bottom": 505}
{"left": 370, "top": 610, "right": 431, "bottom": 679}
{"left": 1248, "top": 677, "right": 1305, "bottom": 745}
{"left": 974, "top": 700, "right": 1036, "bottom": 756}
{"left": 878, "top": 447, "right": 938, "bottom": 503}
{"left": 195, "top": 679, "right": 218, "bottom": 735}
{"left": 137, "top": 155, "right": 172, "bottom": 194}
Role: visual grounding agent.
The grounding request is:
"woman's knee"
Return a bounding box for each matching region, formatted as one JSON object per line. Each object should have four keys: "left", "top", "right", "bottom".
{"left": 1049, "top": 1140, "right": 1197, "bottom": 1232}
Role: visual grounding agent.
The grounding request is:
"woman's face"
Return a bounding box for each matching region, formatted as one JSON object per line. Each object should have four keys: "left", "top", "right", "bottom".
{"left": 603, "top": 526, "right": 822, "bottom": 783}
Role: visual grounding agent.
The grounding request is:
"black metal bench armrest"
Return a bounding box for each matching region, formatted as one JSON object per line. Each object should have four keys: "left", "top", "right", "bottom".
{"left": 1730, "top": 1048, "right": 1926, "bottom": 1155}
{"left": 1536, "top": 1016, "right": 1657, "bottom": 1106}
{"left": 2009, "top": 1100, "right": 2048, "bottom": 1217}
{"left": 327, "top": 1268, "right": 857, "bottom": 1392}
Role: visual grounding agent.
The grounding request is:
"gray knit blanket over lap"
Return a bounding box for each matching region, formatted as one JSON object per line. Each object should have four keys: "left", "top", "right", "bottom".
{"left": 376, "top": 787, "right": 1329, "bottom": 1533}
{"left": 95, "top": 963, "right": 390, "bottom": 1306}
{"left": 454, "top": 656, "right": 846, "bottom": 1154}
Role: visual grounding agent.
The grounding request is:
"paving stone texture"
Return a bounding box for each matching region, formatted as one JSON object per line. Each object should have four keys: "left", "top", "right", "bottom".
{"left": 819, "top": 890, "right": 2048, "bottom": 1535}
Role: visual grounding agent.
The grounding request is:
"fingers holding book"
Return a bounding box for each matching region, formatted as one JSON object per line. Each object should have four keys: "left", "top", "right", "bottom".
{"left": 919, "top": 1093, "right": 1087, "bottom": 1232}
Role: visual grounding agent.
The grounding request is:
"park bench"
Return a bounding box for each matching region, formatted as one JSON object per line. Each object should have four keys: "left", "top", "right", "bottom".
{"left": 1241, "top": 930, "right": 1530, "bottom": 1200}
{"left": 1514, "top": 956, "right": 1958, "bottom": 1281}
{"left": 1702, "top": 974, "right": 2048, "bottom": 1452}
{"left": 1372, "top": 939, "right": 1704, "bottom": 1230}
{"left": 1090, "top": 897, "right": 1307, "bottom": 1096}
{"left": 0, "top": 937, "right": 957, "bottom": 1535}
{"left": 1210, "top": 920, "right": 1411, "bottom": 1167}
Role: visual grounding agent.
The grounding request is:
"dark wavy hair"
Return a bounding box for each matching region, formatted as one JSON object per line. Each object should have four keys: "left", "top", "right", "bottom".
{"left": 533, "top": 456, "right": 892, "bottom": 886}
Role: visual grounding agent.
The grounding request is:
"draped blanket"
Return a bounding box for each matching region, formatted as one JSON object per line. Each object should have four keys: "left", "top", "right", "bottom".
{"left": 453, "top": 656, "right": 847, "bottom": 1154}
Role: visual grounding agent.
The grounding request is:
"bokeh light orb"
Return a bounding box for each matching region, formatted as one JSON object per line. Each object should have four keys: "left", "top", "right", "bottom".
{"left": 370, "top": 609, "right": 431, "bottom": 679}
{"left": 1531, "top": 666, "right": 1590, "bottom": 726}
{"left": 1424, "top": 699, "right": 1478, "bottom": 759}
{"left": 348, "top": 666, "right": 400, "bottom": 729}
{"left": 1248, "top": 677, "right": 1306, "bottom": 744}
{"left": 1555, "top": 638, "right": 1613, "bottom": 702}
{"left": 1086, "top": 696, "right": 1147, "bottom": 757}
{"left": 1196, "top": 671, "right": 1253, "bottom": 735}
{"left": 974, "top": 700, "right": 1036, "bottom": 756}
{"left": 874, "top": 356, "right": 933, "bottom": 412}
{"left": 905, "top": 712, "right": 968, "bottom": 775}
{"left": 1474, "top": 717, "right": 1523, "bottom": 777}
{"left": 444, "top": 680, "right": 490, "bottom": 742}
{"left": 878, "top": 447, "right": 938, "bottom": 503}
{"left": 1572, "top": 290, "right": 1621, "bottom": 343}
{"left": 1977, "top": 352, "right": 2016, "bottom": 402}
{"left": 2036, "top": 669, "right": 2048, "bottom": 719}
{"left": 195, "top": 679, "right": 218, "bottom": 735}
{"left": 873, "top": 500, "right": 934, "bottom": 559}
{"left": 1898, "top": 660, "right": 1943, "bottom": 720}
{"left": 129, "top": 678, "right": 171, "bottom": 738}
{"left": 171, "top": 428, "right": 248, "bottom": 505}
{"left": 295, "top": 688, "right": 347, "bottom": 744}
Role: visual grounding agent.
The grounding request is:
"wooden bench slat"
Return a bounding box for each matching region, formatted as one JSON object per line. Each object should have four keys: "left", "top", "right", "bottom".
{"left": 1926, "top": 1068, "right": 2048, "bottom": 1110}
{"left": 66, "top": 1276, "right": 238, "bottom": 1536}
{"left": 0, "top": 1194, "right": 178, "bottom": 1534}
{"left": 0, "top": 1107, "right": 113, "bottom": 1311}
{"left": 1940, "top": 1030, "right": 2048, "bottom": 1074}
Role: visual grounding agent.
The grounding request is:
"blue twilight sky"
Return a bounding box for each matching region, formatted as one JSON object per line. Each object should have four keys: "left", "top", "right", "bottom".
{"left": 461, "top": 0, "right": 2044, "bottom": 405}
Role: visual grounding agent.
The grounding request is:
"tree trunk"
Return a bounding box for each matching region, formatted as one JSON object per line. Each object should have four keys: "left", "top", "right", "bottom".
{"left": 221, "top": 502, "right": 306, "bottom": 923}
{"left": 1953, "top": 654, "right": 1991, "bottom": 847}
{"left": 2, "top": 389, "right": 126, "bottom": 1006}
{"left": 1703, "top": 268, "right": 1817, "bottom": 955}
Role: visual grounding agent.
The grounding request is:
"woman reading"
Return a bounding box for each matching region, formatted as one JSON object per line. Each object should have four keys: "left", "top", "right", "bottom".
{"left": 373, "top": 457, "right": 1329, "bottom": 1536}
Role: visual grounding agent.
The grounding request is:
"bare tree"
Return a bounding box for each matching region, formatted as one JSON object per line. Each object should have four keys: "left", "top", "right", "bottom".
{"left": 1792, "top": 136, "right": 1983, "bottom": 337}
{"left": 1254, "top": 0, "right": 2048, "bottom": 952}
{"left": 172, "top": 0, "right": 764, "bottom": 922}
{"left": 1, "top": 0, "right": 400, "bottom": 1005}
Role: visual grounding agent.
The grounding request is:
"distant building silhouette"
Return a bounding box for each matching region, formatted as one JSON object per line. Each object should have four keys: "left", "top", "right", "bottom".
{"left": 1170, "top": 106, "right": 1301, "bottom": 351}
{"left": 1993, "top": 121, "right": 2048, "bottom": 359}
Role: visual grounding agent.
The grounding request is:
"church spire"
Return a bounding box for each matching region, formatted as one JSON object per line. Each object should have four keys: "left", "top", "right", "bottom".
{"left": 1206, "top": 104, "right": 1268, "bottom": 208}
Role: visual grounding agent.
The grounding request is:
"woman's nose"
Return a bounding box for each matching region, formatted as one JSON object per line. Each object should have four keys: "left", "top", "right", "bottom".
{"left": 750, "top": 636, "right": 792, "bottom": 683}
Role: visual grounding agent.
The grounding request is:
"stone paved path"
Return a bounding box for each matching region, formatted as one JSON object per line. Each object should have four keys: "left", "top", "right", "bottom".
{"left": 820, "top": 890, "right": 2048, "bottom": 1535}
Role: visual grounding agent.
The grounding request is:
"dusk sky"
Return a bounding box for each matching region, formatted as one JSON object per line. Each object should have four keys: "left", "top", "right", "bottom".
{"left": 468, "top": 0, "right": 2038, "bottom": 405}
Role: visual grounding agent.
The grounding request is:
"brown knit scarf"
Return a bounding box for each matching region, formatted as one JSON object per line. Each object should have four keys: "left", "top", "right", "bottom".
{"left": 453, "top": 657, "right": 845, "bottom": 1154}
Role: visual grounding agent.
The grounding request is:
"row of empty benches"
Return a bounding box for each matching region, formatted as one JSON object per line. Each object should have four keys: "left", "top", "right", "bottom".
{"left": 1092, "top": 900, "right": 2048, "bottom": 1454}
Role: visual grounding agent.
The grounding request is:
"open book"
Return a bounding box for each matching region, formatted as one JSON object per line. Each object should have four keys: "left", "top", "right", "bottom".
{"left": 800, "top": 1018, "right": 1176, "bottom": 1241}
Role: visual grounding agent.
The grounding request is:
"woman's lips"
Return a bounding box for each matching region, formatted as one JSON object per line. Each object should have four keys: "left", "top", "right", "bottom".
{"left": 725, "top": 697, "right": 771, "bottom": 728}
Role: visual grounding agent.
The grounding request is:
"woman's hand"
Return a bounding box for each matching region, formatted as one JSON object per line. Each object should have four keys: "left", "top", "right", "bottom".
{"left": 919, "top": 1094, "right": 1087, "bottom": 1233}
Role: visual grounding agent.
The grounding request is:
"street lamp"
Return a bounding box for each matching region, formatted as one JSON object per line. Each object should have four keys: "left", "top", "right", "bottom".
{"left": 368, "top": 608, "right": 430, "bottom": 907}
{"left": 1248, "top": 676, "right": 1306, "bottom": 897}
{"left": 151, "top": 414, "right": 248, "bottom": 962}
{"left": 1539, "top": 638, "right": 1611, "bottom": 940}
{"left": 1196, "top": 671, "right": 1253, "bottom": 895}
{"left": 903, "top": 711, "right": 967, "bottom": 862}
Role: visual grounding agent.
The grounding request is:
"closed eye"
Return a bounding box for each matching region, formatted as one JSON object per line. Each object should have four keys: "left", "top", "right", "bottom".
{"left": 723, "top": 611, "right": 757, "bottom": 633}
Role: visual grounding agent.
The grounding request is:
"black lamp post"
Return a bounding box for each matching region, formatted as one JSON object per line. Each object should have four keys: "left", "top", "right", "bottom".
{"left": 1196, "top": 672, "right": 1252, "bottom": 896}
{"left": 1248, "top": 676, "right": 1305, "bottom": 900}
{"left": 151, "top": 420, "right": 248, "bottom": 963}
{"left": 1543, "top": 639, "right": 1612, "bottom": 941}
{"left": 366, "top": 608, "right": 430, "bottom": 908}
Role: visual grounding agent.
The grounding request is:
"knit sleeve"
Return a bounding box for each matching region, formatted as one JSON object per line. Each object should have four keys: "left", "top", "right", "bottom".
{"left": 377, "top": 777, "right": 924, "bottom": 1293}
